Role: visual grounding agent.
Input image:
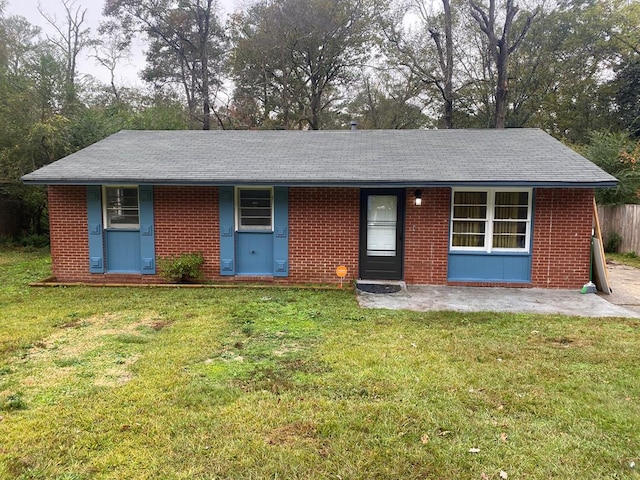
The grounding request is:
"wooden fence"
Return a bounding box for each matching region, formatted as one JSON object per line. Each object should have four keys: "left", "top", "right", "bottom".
{"left": 597, "top": 204, "right": 640, "bottom": 254}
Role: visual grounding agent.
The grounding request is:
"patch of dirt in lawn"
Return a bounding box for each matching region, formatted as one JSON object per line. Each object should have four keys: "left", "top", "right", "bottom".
{"left": 93, "top": 355, "right": 140, "bottom": 387}
{"left": 546, "top": 336, "right": 592, "bottom": 349}
{"left": 266, "top": 421, "right": 319, "bottom": 446}
{"left": 11, "top": 313, "right": 162, "bottom": 393}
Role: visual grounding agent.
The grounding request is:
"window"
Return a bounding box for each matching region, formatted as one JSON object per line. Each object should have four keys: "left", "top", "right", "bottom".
{"left": 104, "top": 186, "right": 139, "bottom": 228}
{"left": 366, "top": 195, "right": 398, "bottom": 256}
{"left": 237, "top": 188, "right": 273, "bottom": 230}
{"left": 451, "top": 189, "right": 531, "bottom": 252}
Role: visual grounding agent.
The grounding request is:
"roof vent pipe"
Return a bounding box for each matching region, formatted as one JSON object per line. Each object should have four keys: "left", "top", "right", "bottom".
{"left": 350, "top": 120, "right": 357, "bottom": 131}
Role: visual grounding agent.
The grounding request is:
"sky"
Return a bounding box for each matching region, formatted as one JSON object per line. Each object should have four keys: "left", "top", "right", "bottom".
{"left": 5, "top": 0, "right": 241, "bottom": 87}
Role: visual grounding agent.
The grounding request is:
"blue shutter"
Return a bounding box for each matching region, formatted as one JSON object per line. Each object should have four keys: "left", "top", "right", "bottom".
{"left": 273, "top": 186, "right": 288, "bottom": 277}
{"left": 139, "top": 185, "right": 156, "bottom": 274}
{"left": 86, "top": 186, "right": 104, "bottom": 273}
{"left": 219, "top": 186, "right": 235, "bottom": 275}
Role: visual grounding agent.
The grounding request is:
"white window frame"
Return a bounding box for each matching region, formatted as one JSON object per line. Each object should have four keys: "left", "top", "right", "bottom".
{"left": 103, "top": 185, "right": 140, "bottom": 229}
{"left": 450, "top": 187, "right": 532, "bottom": 253}
{"left": 235, "top": 186, "right": 274, "bottom": 232}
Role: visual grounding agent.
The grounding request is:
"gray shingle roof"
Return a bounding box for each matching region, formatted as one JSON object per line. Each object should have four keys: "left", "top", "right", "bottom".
{"left": 21, "top": 128, "right": 617, "bottom": 187}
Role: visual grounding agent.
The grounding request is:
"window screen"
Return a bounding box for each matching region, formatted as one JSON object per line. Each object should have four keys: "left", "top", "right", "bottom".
{"left": 238, "top": 188, "right": 272, "bottom": 230}
{"left": 105, "top": 187, "right": 139, "bottom": 228}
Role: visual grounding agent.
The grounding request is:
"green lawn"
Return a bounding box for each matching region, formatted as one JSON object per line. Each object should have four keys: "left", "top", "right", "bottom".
{"left": 609, "top": 252, "right": 640, "bottom": 269}
{"left": 1, "top": 249, "right": 638, "bottom": 479}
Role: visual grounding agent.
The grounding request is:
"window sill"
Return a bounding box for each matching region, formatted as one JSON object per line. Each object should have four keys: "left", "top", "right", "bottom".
{"left": 449, "top": 250, "right": 531, "bottom": 256}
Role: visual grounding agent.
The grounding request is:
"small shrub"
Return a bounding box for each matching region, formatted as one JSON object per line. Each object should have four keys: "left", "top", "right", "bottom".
{"left": 158, "top": 252, "right": 205, "bottom": 283}
{"left": 604, "top": 232, "right": 622, "bottom": 253}
{"left": 0, "top": 234, "right": 50, "bottom": 249}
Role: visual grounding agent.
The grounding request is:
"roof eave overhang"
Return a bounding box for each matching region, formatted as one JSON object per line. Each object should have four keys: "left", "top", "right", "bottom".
{"left": 21, "top": 178, "right": 619, "bottom": 188}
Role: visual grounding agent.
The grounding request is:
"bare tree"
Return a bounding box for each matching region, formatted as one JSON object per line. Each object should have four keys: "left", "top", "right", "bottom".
{"left": 425, "top": 0, "right": 454, "bottom": 128}
{"left": 468, "top": 0, "right": 536, "bottom": 128}
{"left": 38, "top": 0, "right": 93, "bottom": 111}
{"left": 104, "top": 0, "right": 226, "bottom": 130}
{"left": 382, "top": 0, "right": 456, "bottom": 128}
{"left": 92, "top": 22, "right": 131, "bottom": 102}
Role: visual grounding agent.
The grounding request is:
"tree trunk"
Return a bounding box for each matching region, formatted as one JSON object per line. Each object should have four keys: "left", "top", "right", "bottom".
{"left": 429, "top": 0, "right": 454, "bottom": 128}
{"left": 200, "top": 1, "right": 212, "bottom": 130}
{"left": 469, "top": 0, "right": 536, "bottom": 129}
{"left": 442, "top": 0, "right": 454, "bottom": 128}
{"left": 495, "top": 40, "right": 509, "bottom": 128}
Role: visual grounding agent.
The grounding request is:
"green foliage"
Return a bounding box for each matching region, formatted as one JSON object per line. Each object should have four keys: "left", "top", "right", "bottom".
{"left": 604, "top": 231, "right": 622, "bottom": 253}
{"left": 124, "top": 100, "right": 192, "bottom": 130}
{"left": 228, "top": 0, "right": 376, "bottom": 130}
{"left": 1, "top": 392, "right": 27, "bottom": 411}
{"left": 584, "top": 131, "right": 640, "bottom": 205}
{"left": 614, "top": 59, "right": 640, "bottom": 137}
{"left": 0, "top": 233, "right": 50, "bottom": 250}
{"left": 346, "top": 74, "right": 433, "bottom": 129}
{"left": 508, "top": 0, "right": 621, "bottom": 142}
{"left": 157, "top": 252, "right": 205, "bottom": 283}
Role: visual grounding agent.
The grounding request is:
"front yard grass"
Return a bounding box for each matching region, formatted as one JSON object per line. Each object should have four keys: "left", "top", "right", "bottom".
{"left": 0, "top": 248, "right": 638, "bottom": 479}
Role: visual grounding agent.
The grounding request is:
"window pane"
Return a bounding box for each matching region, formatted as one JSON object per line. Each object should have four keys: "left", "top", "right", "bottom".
{"left": 452, "top": 220, "right": 486, "bottom": 247}
{"left": 494, "top": 191, "right": 529, "bottom": 221}
{"left": 493, "top": 221, "right": 527, "bottom": 248}
{"left": 106, "top": 187, "right": 139, "bottom": 228}
{"left": 451, "top": 192, "right": 488, "bottom": 249}
{"left": 494, "top": 206, "right": 528, "bottom": 220}
{"left": 493, "top": 233, "right": 527, "bottom": 248}
{"left": 495, "top": 191, "right": 528, "bottom": 206}
{"left": 452, "top": 221, "right": 486, "bottom": 234}
{"left": 492, "top": 191, "right": 529, "bottom": 249}
{"left": 239, "top": 189, "right": 272, "bottom": 230}
{"left": 242, "top": 216, "right": 271, "bottom": 227}
{"left": 367, "top": 195, "right": 397, "bottom": 256}
{"left": 454, "top": 205, "right": 487, "bottom": 219}
{"left": 454, "top": 191, "right": 487, "bottom": 205}
{"left": 452, "top": 233, "right": 485, "bottom": 247}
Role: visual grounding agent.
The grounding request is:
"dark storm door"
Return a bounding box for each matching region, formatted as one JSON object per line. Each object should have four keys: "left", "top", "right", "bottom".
{"left": 359, "top": 189, "right": 405, "bottom": 280}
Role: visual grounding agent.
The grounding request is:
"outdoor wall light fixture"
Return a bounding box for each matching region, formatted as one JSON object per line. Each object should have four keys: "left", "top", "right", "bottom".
{"left": 414, "top": 189, "right": 423, "bottom": 206}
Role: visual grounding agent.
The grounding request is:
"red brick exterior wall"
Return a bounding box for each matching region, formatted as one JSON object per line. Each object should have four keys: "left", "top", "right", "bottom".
{"left": 47, "top": 185, "right": 222, "bottom": 284}
{"left": 531, "top": 188, "right": 593, "bottom": 288}
{"left": 404, "top": 188, "right": 450, "bottom": 284}
{"left": 48, "top": 186, "right": 89, "bottom": 281}
{"left": 46, "top": 185, "right": 594, "bottom": 289}
{"left": 154, "top": 186, "right": 219, "bottom": 280}
{"left": 288, "top": 187, "right": 360, "bottom": 284}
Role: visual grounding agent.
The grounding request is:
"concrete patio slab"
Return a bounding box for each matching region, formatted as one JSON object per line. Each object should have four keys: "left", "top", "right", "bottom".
{"left": 357, "top": 284, "right": 640, "bottom": 318}
{"left": 604, "top": 262, "right": 640, "bottom": 314}
{"left": 358, "top": 260, "right": 640, "bottom": 318}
